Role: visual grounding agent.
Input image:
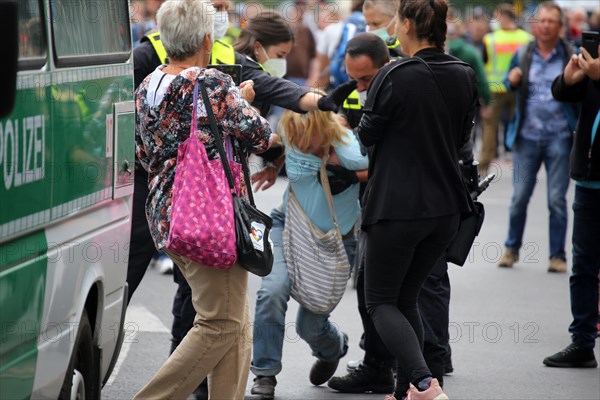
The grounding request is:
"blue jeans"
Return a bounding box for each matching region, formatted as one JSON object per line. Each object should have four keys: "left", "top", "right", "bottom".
{"left": 251, "top": 208, "right": 355, "bottom": 377}
{"left": 505, "top": 137, "right": 571, "bottom": 259}
{"left": 569, "top": 186, "right": 600, "bottom": 348}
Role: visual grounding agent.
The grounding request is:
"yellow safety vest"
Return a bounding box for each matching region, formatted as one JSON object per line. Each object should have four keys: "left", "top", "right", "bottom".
{"left": 147, "top": 32, "right": 168, "bottom": 64}
{"left": 387, "top": 38, "right": 401, "bottom": 50}
{"left": 483, "top": 29, "right": 531, "bottom": 93}
{"left": 343, "top": 90, "right": 362, "bottom": 110}
{"left": 146, "top": 32, "right": 235, "bottom": 66}
{"left": 211, "top": 40, "right": 236, "bottom": 65}
{"left": 220, "top": 26, "right": 241, "bottom": 46}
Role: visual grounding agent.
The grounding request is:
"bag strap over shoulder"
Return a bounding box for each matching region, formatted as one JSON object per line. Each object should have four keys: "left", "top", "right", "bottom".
{"left": 197, "top": 76, "right": 236, "bottom": 191}
{"left": 318, "top": 149, "right": 342, "bottom": 236}
{"left": 287, "top": 148, "right": 342, "bottom": 237}
{"left": 413, "top": 56, "right": 478, "bottom": 215}
{"left": 197, "top": 74, "right": 257, "bottom": 206}
{"left": 413, "top": 56, "right": 471, "bottom": 147}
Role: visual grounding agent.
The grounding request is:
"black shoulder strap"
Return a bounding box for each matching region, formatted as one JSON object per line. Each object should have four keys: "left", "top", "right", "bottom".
{"left": 413, "top": 56, "right": 473, "bottom": 147}
{"left": 197, "top": 74, "right": 256, "bottom": 205}
{"left": 362, "top": 57, "right": 419, "bottom": 112}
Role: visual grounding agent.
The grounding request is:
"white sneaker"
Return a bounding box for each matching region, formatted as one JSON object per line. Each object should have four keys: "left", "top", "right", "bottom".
{"left": 157, "top": 256, "right": 174, "bottom": 275}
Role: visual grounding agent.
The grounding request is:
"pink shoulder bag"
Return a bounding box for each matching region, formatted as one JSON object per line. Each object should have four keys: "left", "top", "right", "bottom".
{"left": 166, "top": 80, "right": 242, "bottom": 267}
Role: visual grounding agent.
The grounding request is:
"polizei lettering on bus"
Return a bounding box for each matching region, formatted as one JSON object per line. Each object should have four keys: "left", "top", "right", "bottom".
{"left": 0, "top": 116, "right": 46, "bottom": 190}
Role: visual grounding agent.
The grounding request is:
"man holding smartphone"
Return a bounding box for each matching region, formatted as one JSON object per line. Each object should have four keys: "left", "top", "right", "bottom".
{"left": 544, "top": 39, "right": 600, "bottom": 369}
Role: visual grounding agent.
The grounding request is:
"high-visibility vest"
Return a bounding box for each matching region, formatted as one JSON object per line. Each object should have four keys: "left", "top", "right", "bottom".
{"left": 483, "top": 29, "right": 531, "bottom": 92}
{"left": 387, "top": 38, "right": 401, "bottom": 50}
{"left": 220, "top": 26, "right": 241, "bottom": 46}
{"left": 343, "top": 90, "right": 362, "bottom": 110}
{"left": 145, "top": 32, "right": 236, "bottom": 66}
{"left": 147, "top": 32, "right": 168, "bottom": 64}
{"left": 211, "top": 40, "right": 236, "bottom": 65}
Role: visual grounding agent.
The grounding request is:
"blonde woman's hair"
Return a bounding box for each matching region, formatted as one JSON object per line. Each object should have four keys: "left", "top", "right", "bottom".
{"left": 279, "top": 103, "right": 349, "bottom": 154}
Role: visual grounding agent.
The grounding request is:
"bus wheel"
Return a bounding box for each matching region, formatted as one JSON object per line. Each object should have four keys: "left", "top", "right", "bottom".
{"left": 59, "top": 310, "right": 95, "bottom": 400}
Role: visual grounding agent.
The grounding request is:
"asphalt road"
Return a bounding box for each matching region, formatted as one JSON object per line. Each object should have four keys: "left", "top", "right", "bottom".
{"left": 103, "top": 159, "right": 600, "bottom": 399}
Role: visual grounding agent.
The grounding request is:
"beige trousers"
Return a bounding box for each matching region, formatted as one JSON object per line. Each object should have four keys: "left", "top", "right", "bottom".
{"left": 134, "top": 252, "right": 251, "bottom": 400}
{"left": 479, "top": 91, "right": 516, "bottom": 175}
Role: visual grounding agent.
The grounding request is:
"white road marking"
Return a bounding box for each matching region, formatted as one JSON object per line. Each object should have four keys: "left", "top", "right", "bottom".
{"left": 105, "top": 305, "right": 170, "bottom": 386}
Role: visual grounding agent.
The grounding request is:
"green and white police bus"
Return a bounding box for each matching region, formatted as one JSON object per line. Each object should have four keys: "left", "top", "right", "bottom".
{"left": 1, "top": 0, "right": 134, "bottom": 398}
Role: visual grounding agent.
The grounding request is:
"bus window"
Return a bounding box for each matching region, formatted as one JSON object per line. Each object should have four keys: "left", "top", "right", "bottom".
{"left": 50, "top": 0, "right": 131, "bottom": 67}
{"left": 18, "top": 0, "right": 46, "bottom": 70}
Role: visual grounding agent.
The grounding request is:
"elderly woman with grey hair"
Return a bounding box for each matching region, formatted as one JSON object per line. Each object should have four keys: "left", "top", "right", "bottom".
{"left": 132, "top": 0, "right": 274, "bottom": 399}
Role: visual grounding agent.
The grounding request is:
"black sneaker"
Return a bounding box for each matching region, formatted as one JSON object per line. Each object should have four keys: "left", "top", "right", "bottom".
{"left": 309, "top": 333, "right": 348, "bottom": 386}
{"left": 251, "top": 376, "right": 277, "bottom": 398}
{"left": 543, "top": 343, "right": 598, "bottom": 368}
{"left": 328, "top": 362, "right": 394, "bottom": 393}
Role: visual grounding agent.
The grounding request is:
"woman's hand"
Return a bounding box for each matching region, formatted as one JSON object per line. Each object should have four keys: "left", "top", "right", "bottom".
{"left": 251, "top": 165, "right": 280, "bottom": 191}
{"left": 240, "top": 80, "right": 255, "bottom": 103}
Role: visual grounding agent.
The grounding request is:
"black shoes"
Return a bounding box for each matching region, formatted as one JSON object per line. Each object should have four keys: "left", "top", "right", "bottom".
{"left": 328, "top": 361, "right": 394, "bottom": 393}
{"left": 543, "top": 343, "right": 598, "bottom": 368}
{"left": 310, "top": 358, "right": 341, "bottom": 386}
{"left": 251, "top": 375, "right": 277, "bottom": 399}
{"left": 309, "top": 333, "right": 349, "bottom": 386}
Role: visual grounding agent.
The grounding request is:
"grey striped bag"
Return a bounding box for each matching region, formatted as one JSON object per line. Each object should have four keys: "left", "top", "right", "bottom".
{"left": 283, "top": 158, "right": 351, "bottom": 314}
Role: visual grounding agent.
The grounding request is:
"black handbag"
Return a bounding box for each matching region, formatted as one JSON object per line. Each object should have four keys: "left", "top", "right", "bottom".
{"left": 198, "top": 76, "right": 273, "bottom": 277}
{"left": 446, "top": 200, "right": 485, "bottom": 266}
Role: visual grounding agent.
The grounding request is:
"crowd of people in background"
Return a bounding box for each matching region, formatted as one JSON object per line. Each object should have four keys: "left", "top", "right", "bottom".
{"left": 128, "top": 1, "right": 600, "bottom": 399}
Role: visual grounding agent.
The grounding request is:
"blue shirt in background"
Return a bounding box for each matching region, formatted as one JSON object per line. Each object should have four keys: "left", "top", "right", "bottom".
{"left": 521, "top": 44, "right": 571, "bottom": 142}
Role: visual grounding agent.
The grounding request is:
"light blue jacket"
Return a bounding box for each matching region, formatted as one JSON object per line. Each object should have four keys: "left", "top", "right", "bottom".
{"left": 283, "top": 131, "right": 368, "bottom": 236}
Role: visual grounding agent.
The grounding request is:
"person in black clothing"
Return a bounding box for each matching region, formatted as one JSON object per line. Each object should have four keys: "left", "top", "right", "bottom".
{"left": 357, "top": 0, "right": 477, "bottom": 399}
{"left": 328, "top": 33, "right": 396, "bottom": 395}
{"left": 543, "top": 45, "right": 600, "bottom": 369}
{"left": 328, "top": 32, "right": 456, "bottom": 395}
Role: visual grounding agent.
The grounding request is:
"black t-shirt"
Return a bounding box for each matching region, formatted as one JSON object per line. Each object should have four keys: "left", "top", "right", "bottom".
{"left": 134, "top": 39, "right": 161, "bottom": 89}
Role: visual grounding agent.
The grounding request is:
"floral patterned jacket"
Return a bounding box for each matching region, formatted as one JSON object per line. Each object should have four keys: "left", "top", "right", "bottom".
{"left": 135, "top": 66, "right": 272, "bottom": 249}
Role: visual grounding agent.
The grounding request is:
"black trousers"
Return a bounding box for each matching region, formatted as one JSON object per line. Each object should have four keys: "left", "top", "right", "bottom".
{"left": 356, "top": 230, "right": 394, "bottom": 367}
{"left": 419, "top": 258, "right": 451, "bottom": 386}
{"left": 126, "top": 168, "right": 158, "bottom": 303}
{"left": 364, "top": 214, "right": 459, "bottom": 396}
{"left": 170, "top": 266, "right": 196, "bottom": 351}
{"left": 357, "top": 231, "right": 452, "bottom": 380}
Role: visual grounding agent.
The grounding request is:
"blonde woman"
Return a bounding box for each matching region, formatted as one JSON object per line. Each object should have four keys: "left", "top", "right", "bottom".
{"left": 250, "top": 107, "right": 368, "bottom": 397}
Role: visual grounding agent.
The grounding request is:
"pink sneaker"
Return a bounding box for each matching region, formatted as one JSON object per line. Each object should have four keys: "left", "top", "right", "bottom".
{"left": 406, "top": 378, "right": 448, "bottom": 400}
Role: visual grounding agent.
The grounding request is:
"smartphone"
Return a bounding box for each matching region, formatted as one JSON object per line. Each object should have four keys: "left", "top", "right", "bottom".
{"left": 581, "top": 31, "right": 599, "bottom": 59}
{"left": 208, "top": 64, "right": 243, "bottom": 86}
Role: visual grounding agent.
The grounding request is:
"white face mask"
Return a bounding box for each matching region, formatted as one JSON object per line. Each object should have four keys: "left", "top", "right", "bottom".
{"left": 259, "top": 44, "right": 287, "bottom": 78}
{"left": 358, "top": 90, "right": 368, "bottom": 106}
{"left": 490, "top": 20, "right": 501, "bottom": 31}
{"left": 213, "top": 11, "right": 229, "bottom": 41}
